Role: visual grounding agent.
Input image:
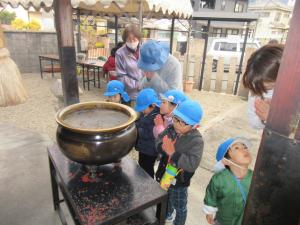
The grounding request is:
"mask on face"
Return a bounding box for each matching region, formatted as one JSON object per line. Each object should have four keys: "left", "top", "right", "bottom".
{"left": 223, "top": 158, "right": 248, "bottom": 170}
{"left": 126, "top": 41, "right": 139, "bottom": 50}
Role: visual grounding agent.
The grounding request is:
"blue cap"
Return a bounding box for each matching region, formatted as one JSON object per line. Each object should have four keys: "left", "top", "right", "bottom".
{"left": 216, "top": 137, "right": 252, "bottom": 161}
{"left": 137, "top": 40, "right": 170, "bottom": 71}
{"left": 104, "top": 80, "right": 130, "bottom": 102}
{"left": 160, "top": 90, "right": 189, "bottom": 105}
{"left": 135, "top": 88, "right": 160, "bottom": 112}
{"left": 173, "top": 100, "right": 203, "bottom": 126}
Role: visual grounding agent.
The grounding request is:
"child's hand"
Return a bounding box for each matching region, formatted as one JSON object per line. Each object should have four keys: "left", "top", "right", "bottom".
{"left": 162, "top": 135, "right": 176, "bottom": 156}
{"left": 255, "top": 99, "right": 271, "bottom": 122}
{"left": 206, "top": 214, "right": 215, "bottom": 225}
{"left": 154, "top": 114, "right": 164, "bottom": 127}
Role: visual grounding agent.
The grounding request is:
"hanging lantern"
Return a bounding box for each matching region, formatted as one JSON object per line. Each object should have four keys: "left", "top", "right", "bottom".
{"left": 0, "top": 25, "right": 28, "bottom": 107}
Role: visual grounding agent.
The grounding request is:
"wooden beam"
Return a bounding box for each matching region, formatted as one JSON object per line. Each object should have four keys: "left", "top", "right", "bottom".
{"left": 242, "top": 1, "right": 300, "bottom": 224}
{"left": 53, "top": 0, "right": 79, "bottom": 106}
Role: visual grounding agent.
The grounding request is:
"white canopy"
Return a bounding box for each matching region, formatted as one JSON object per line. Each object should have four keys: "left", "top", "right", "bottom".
{"left": 0, "top": 0, "right": 193, "bottom": 18}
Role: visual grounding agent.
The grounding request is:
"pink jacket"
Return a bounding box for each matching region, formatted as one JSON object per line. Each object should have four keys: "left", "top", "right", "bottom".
{"left": 153, "top": 115, "right": 173, "bottom": 138}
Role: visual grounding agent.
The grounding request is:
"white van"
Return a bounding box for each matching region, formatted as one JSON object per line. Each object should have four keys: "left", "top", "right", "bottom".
{"left": 207, "top": 37, "right": 261, "bottom": 71}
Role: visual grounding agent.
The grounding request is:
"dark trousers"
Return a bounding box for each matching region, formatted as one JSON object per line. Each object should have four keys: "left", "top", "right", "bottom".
{"left": 167, "top": 186, "right": 188, "bottom": 225}
{"left": 138, "top": 152, "right": 157, "bottom": 178}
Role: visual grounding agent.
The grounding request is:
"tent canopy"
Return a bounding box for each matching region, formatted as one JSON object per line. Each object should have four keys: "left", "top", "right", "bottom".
{"left": 0, "top": 0, "right": 193, "bottom": 19}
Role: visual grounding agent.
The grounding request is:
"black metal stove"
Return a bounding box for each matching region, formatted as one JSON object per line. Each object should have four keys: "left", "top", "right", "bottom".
{"left": 48, "top": 145, "right": 167, "bottom": 225}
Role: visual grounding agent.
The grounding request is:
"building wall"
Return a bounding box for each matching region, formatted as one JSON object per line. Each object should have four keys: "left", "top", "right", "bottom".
{"left": 248, "top": 5, "right": 291, "bottom": 42}
{"left": 192, "top": 0, "right": 248, "bottom": 12}
{"left": 4, "top": 31, "right": 58, "bottom": 73}
{"left": 191, "top": 0, "right": 251, "bottom": 39}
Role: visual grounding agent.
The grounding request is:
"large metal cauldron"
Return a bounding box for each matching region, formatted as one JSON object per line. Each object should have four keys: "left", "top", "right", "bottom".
{"left": 56, "top": 101, "right": 138, "bottom": 165}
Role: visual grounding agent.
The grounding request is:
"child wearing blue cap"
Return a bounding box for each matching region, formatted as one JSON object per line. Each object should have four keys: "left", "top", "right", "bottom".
{"left": 103, "top": 80, "right": 131, "bottom": 105}
{"left": 153, "top": 90, "right": 188, "bottom": 138}
{"left": 155, "top": 100, "right": 204, "bottom": 225}
{"left": 134, "top": 88, "right": 161, "bottom": 178}
{"left": 203, "top": 137, "right": 253, "bottom": 225}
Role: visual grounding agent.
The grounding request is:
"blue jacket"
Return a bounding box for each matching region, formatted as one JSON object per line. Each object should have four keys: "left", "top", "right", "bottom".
{"left": 135, "top": 106, "right": 160, "bottom": 156}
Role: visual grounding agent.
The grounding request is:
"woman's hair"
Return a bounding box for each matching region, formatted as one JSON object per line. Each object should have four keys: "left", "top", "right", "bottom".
{"left": 122, "top": 24, "right": 141, "bottom": 42}
{"left": 111, "top": 42, "right": 124, "bottom": 57}
{"left": 242, "top": 44, "right": 284, "bottom": 97}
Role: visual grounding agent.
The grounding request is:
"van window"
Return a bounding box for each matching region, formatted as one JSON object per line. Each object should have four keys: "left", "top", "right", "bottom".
{"left": 219, "top": 42, "right": 237, "bottom": 51}
{"left": 214, "top": 42, "right": 220, "bottom": 50}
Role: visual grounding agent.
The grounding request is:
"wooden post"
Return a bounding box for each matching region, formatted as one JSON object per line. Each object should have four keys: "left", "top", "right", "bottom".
{"left": 242, "top": 1, "right": 300, "bottom": 224}
{"left": 234, "top": 21, "right": 250, "bottom": 95}
{"left": 76, "top": 9, "right": 81, "bottom": 53}
{"left": 170, "top": 17, "right": 175, "bottom": 54}
{"left": 188, "top": 56, "right": 195, "bottom": 80}
{"left": 194, "top": 55, "right": 202, "bottom": 89}
{"left": 203, "top": 56, "right": 212, "bottom": 91}
{"left": 238, "top": 48, "right": 255, "bottom": 97}
{"left": 53, "top": 0, "right": 79, "bottom": 106}
{"left": 199, "top": 20, "right": 210, "bottom": 90}
{"left": 215, "top": 57, "right": 224, "bottom": 93}
{"left": 115, "top": 15, "right": 118, "bottom": 46}
{"left": 138, "top": 0, "right": 143, "bottom": 32}
{"left": 226, "top": 57, "right": 237, "bottom": 94}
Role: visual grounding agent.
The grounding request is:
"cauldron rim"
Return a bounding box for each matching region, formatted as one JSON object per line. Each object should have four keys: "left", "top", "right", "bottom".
{"left": 56, "top": 101, "right": 137, "bottom": 134}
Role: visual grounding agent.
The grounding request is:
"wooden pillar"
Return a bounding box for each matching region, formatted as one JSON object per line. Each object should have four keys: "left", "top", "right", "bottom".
{"left": 215, "top": 57, "right": 224, "bottom": 93}
{"left": 234, "top": 21, "right": 249, "bottom": 95}
{"left": 76, "top": 9, "right": 81, "bottom": 53}
{"left": 198, "top": 20, "right": 210, "bottom": 90}
{"left": 170, "top": 17, "right": 175, "bottom": 54}
{"left": 242, "top": 1, "right": 300, "bottom": 224}
{"left": 115, "top": 15, "right": 118, "bottom": 46}
{"left": 203, "top": 56, "right": 212, "bottom": 91}
{"left": 138, "top": 0, "right": 143, "bottom": 32}
{"left": 53, "top": 0, "right": 79, "bottom": 106}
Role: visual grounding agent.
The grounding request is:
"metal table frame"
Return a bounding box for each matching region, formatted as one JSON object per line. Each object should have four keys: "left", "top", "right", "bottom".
{"left": 39, "top": 55, "right": 102, "bottom": 90}
{"left": 48, "top": 147, "right": 167, "bottom": 225}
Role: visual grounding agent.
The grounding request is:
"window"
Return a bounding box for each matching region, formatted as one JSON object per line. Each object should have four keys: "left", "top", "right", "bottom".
{"left": 234, "top": 2, "right": 244, "bottom": 12}
{"left": 284, "top": 13, "right": 290, "bottom": 18}
{"left": 191, "top": 0, "right": 195, "bottom": 7}
{"left": 221, "top": 0, "right": 226, "bottom": 10}
{"left": 219, "top": 42, "right": 237, "bottom": 52}
{"left": 275, "top": 12, "right": 282, "bottom": 22}
{"left": 213, "top": 28, "right": 222, "bottom": 37}
{"left": 227, "top": 29, "right": 239, "bottom": 35}
{"left": 214, "top": 42, "right": 220, "bottom": 50}
{"left": 199, "top": 0, "right": 216, "bottom": 9}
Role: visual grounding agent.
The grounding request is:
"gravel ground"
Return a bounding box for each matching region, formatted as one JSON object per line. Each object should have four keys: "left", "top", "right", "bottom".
{"left": 0, "top": 73, "right": 244, "bottom": 141}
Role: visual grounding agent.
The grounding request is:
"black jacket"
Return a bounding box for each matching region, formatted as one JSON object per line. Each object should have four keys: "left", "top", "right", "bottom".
{"left": 135, "top": 106, "right": 160, "bottom": 156}
{"left": 155, "top": 125, "right": 204, "bottom": 187}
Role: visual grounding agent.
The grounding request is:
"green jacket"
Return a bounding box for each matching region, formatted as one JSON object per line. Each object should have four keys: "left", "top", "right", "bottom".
{"left": 204, "top": 169, "right": 253, "bottom": 225}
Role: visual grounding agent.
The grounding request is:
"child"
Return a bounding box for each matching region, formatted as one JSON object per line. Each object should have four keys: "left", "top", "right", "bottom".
{"left": 242, "top": 44, "right": 284, "bottom": 129}
{"left": 203, "top": 137, "right": 253, "bottom": 225}
{"left": 103, "top": 80, "right": 130, "bottom": 105}
{"left": 156, "top": 100, "right": 204, "bottom": 225}
{"left": 153, "top": 90, "right": 188, "bottom": 138}
{"left": 135, "top": 88, "right": 161, "bottom": 178}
